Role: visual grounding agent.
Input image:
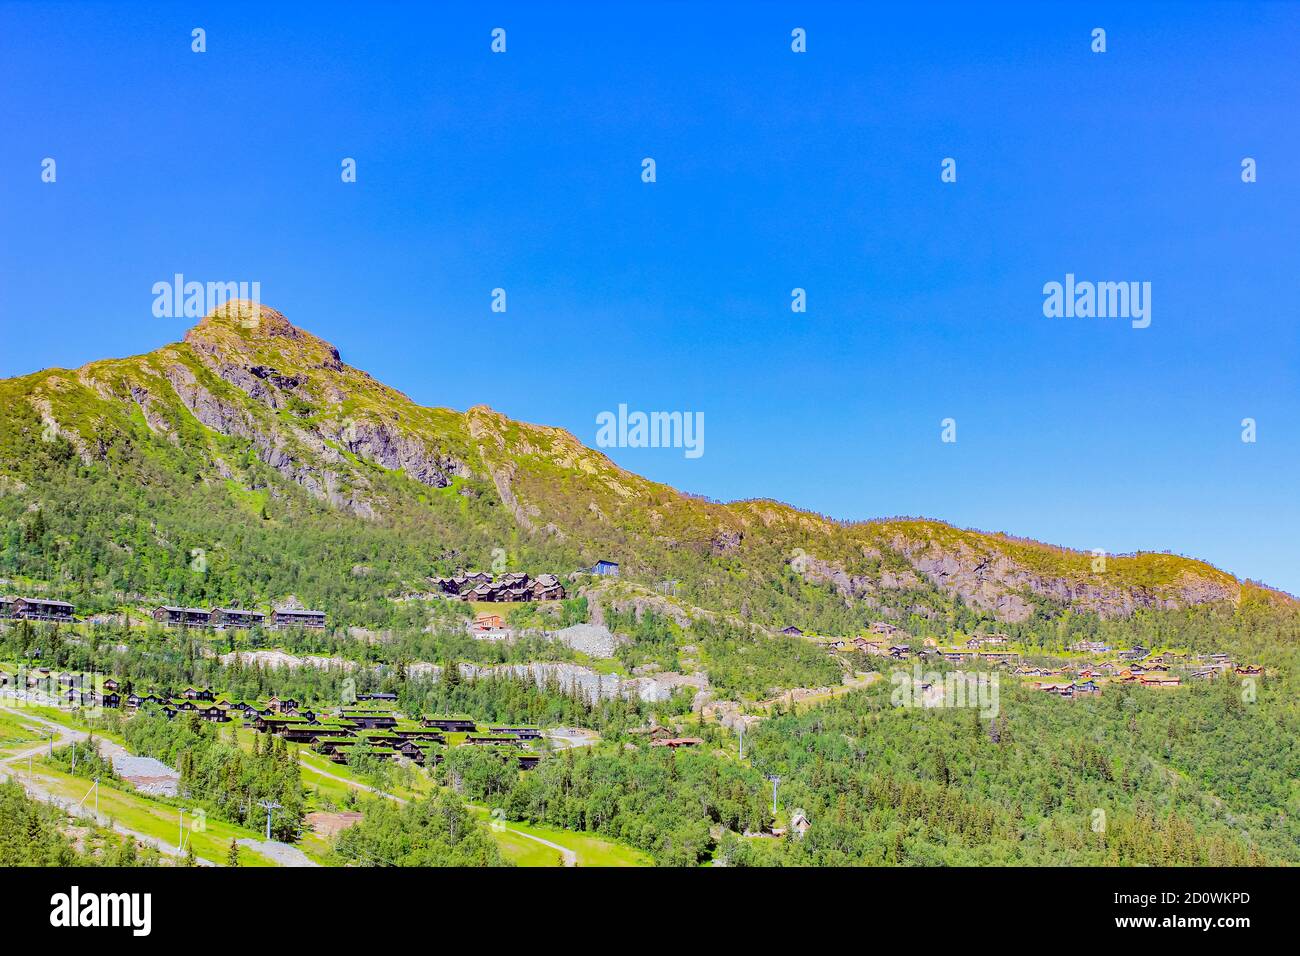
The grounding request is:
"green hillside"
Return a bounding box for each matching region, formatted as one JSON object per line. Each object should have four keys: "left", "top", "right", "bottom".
{"left": 0, "top": 300, "right": 1293, "bottom": 636}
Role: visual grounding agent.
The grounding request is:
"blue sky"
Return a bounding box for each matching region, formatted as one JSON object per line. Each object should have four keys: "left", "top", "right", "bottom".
{"left": 2, "top": 2, "right": 1297, "bottom": 593}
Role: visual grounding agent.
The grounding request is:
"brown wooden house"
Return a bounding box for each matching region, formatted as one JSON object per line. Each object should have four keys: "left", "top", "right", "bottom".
{"left": 209, "top": 607, "right": 266, "bottom": 630}
{"left": 269, "top": 608, "right": 327, "bottom": 630}
{"left": 13, "top": 597, "right": 75, "bottom": 622}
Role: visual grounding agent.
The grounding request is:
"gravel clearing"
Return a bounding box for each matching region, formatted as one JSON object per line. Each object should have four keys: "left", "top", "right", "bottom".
{"left": 550, "top": 623, "right": 624, "bottom": 658}
{"left": 236, "top": 838, "right": 321, "bottom": 867}
{"left": 100, "top": 740, "right": 180, "bottom": 797}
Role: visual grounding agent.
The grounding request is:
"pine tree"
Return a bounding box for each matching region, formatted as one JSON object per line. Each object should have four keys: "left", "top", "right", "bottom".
{"left": 226, "top": 838, "right": 240, "bottom": 867}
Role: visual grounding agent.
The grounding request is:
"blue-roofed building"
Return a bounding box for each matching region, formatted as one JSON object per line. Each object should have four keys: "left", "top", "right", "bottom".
{"left": 590, "top": 560, "right": 620, "bottom": 577}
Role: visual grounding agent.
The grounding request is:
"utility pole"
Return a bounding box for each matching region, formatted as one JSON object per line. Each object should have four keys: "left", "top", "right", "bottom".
{"left": 258, "top": 800, "right": 281, "bottom": 840}
{"left": 765, "top": 773, "right": 781, "bottom": 816}
{"left": 178, "top": 808, "right": 186, "bottom": 851}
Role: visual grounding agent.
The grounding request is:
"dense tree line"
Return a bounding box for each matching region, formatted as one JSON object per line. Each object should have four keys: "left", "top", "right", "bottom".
{"left": 733, "top": 661, "right": 1299, "bottom": 865}
{"left": 331, "top": 790, "right": 506, "bottom": 866}
{"left": 0, "top": 780, "right": 163, "bottom": 866}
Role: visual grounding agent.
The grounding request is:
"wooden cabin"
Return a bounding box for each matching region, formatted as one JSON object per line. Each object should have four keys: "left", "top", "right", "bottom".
{"left": 13, "top": 597, "right": 75, "bottom": 622}
{"left": 340, "top": 711, "right": 397, "bottom": 730}
{"left": 153, "top": 605, "right": 209, "bottom": 628}
{"left": 422, "top": 715, "right": 476, "bottom": 733}
{"left": 464, "top": 734, "right": 520, "bottom": 746}
{"left": 278, "top": 723, "right": 329, "bottom": 742}
{"left": 269, "top": 608, "right": 327, "bottom": 630}
{"left": 487, "top": 725, "right": 542, "bottom": 741}
{"left": 393, "top": 727, "right": 445, "bottom": 743}
{"left": 979, "top": 651, "right": 1019, "bottom": 665}
{"left": 531, "top": 574, "right": 565, "bottom": 600}
{"left": 196, "top": 704, "right": 230, "bottom": 723}
{"left": 209, "top": 607, "right": 266, "bottom": 630}
{"left": 395, "top": 739, "right": 444, "bottom": 765}
{"left": 1140, "top": 674, "right": 1181, "bottom": 688}
{"left": 312, "top": 736, "right": 356, "bottom": 755}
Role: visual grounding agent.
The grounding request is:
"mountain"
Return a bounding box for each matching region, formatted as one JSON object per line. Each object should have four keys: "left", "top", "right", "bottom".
{"left": 0, "top": 300, "right": 1293, "bottom": 632}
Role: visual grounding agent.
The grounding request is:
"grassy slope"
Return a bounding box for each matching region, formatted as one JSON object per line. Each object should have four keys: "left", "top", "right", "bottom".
{"left": 24, "top": 762, "right": 278, "bottom": 866}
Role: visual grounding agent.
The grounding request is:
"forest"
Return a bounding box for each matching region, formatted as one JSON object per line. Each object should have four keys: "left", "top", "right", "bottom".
{"left": 122, "top": 713, "right": 306, "bottom": 840}
{"left": 0, "top": 780, "right": 166, "bottom": 866}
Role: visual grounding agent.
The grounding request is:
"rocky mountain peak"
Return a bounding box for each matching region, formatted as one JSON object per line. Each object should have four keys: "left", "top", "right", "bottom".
{"left": 184, "top": 300, "right": 343, "bottom": 372}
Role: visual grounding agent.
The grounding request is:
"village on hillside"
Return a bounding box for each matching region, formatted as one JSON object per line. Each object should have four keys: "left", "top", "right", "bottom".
{"left": 786, "top": 621, "right": 1263, "bottom": 699}
{"left": 434, "top": 571, "right": 566, "bottom": 603}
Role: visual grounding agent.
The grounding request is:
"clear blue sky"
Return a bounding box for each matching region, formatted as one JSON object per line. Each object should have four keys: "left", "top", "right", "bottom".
{"left": 2, "top": 2, "right": 1297, "bottom": 593}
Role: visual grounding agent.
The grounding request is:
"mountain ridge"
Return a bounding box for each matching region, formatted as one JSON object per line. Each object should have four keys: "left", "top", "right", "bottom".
{"left": 1, "top": 299, "right": 1293, "bottom": 628}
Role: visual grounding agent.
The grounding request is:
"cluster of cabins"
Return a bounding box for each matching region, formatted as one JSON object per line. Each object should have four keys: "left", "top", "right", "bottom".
{"left": 96, "top": 685, "right": 544, "bottom": 770}
{"left": 1019, "top": 650, "right": 1262, "bottom": 698}
{"left": 435, "top": 571, "right": 565, "bottom": 603}
{"left": 264, "top": 704, "right": 543, "bottom": 770}
{"left": 0, "top": 596, "right": 328, "bottom": 632}
{"left": 0, "top": 596, "right": 76, "bottom": 623}
{"left": 0, "top": 668, "right": 121, "bottom": 708}
{"left": 788, "top": 620, "right": 1265, "bottom": 704}
{"left": 151, "top": 606, "right": 326, "bottom": 630}
{"left": 805, "top": 624, "right": 1020, "bottom": 666}
{"left": 783, "top": 621, "right": 903, "bottom": 640}
{"left": 794, "top": 622, "right": 917, "bottom": 660}
{"left": 925, "top": 634, "right": 1018, "bottom": 665}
